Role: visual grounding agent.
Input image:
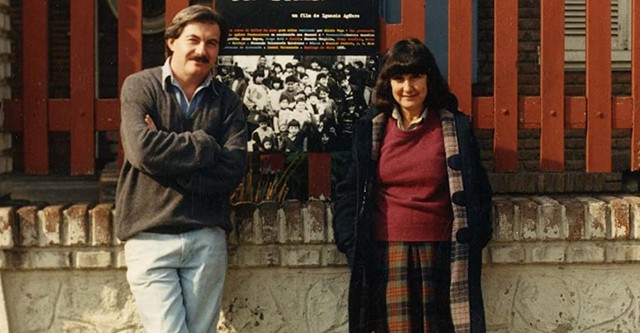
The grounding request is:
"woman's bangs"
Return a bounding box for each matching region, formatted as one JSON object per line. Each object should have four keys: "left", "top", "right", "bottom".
{"left": 385, "top": 55, "right": 428, "bottom": 78}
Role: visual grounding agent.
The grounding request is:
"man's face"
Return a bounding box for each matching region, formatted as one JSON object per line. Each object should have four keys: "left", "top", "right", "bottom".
{"left": 258, "top": 56, "right": 267, "bottom": 67}
{"left": 167, "top": 22, "right": 221, "bottom": 83}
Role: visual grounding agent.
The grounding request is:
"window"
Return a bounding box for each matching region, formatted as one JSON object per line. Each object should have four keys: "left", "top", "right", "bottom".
{"left": 565, "top": 0, "right": 631, "bottom": 70}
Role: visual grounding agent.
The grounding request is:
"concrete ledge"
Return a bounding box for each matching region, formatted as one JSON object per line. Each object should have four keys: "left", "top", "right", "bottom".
{"left": 0, "top": 195, "right": 639, "bottom": 332}
{"left": 0, "top": 196, "right": 639, "bottom": 269}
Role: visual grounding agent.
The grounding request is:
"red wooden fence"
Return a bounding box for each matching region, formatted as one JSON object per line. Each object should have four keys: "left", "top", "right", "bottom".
{"left": 586, "top": 0, "right": 612, "bottom": 172}
{"left": 70, "top": 0, "right": 95, "bottom": 175}
{"left": 5, "top": 0, "right": 640, "bottom": 198}
{"left": 21, "top": 0, "right": 48, "bottom": 175}
{"left": 540, "top": 0, "right": 565, "bottom": 172}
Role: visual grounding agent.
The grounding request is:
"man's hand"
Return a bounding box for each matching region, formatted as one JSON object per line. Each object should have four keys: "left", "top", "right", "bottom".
{"left": 145, "top": 114, "right": 157, "bottom": 130}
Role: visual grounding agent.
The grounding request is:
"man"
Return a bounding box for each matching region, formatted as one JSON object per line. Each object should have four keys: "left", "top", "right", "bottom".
{"left": 280, "top": 119, "right": 304, "bottom": 152}
{"left": 279, "top": 75, "right": 299, "bottom": 108}
{"left": 255, "top": 54, "right": 270, "bottom": 78}
{"left": 336, "top": 74, "right": 367, "bottom": 117}
{"left": 316, "top": 85, "right": 338, "bottom": 121}
{"left": 115, "top": 5, "right": 247, "bottom": 333}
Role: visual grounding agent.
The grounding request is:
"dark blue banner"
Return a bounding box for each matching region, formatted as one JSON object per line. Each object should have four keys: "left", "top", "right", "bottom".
{"left": 217, "top": 0, "right": 379, "bottom": 55}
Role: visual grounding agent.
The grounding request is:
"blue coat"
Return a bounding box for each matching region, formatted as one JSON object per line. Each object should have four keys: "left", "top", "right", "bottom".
{"left": 333, "top": 102, "right": 493, "bottom": 332}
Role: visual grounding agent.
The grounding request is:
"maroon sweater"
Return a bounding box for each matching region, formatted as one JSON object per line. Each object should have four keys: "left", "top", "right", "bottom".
{"left": 373, "top": 114, "right": 453, "bottom": 241}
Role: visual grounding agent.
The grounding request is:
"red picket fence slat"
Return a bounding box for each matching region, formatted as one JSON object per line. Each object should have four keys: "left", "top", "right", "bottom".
{"left": 117, "top": 0, "right": 142, "bottom": 91}
{"left": 539, "top": 0, "right": 565, "bottom": 171}
{"left": 166, "top": 0, "right": 190, "bottom": 29}
{"left": 448, "top": 0, "right": 472, "bottom": 115}
{"left": 117, "top": 0, "right": 143, "bottom": 168}
{"left": 22, "top": 0, "right": 49, "bottom": 174}
{"left": 379, "top": 1, "right": 425, "bottom": 51}
{"left": 492, "top": 0, "right": 519, "bottom": 172}
{"left": 70, "top": 0, "right": 96, "bottom": 175}
{"left": 585, "top": 0, "right": 612, "bottom": 172}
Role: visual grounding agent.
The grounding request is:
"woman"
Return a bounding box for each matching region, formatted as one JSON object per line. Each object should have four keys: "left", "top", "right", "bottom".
{"left": 243, "top": 70, "right": 270, "bottom": 114}
{"left": 333, "top": 38, "right": 493, "bottom": 333}
{"left": 244, "top": 70, "right": 271, "bottom": 132}
{"left": 230, "top": 66, "right": 248, "bottom": 101}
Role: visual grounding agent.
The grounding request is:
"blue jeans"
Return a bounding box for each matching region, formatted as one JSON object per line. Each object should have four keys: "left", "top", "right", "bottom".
{"left": 124, "top": 227, "right": 227, "bottom": 333}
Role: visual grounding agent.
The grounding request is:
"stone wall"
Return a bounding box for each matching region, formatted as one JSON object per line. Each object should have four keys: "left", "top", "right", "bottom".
{"left": 1, "top": 196, "right": 640, "bottom": 332}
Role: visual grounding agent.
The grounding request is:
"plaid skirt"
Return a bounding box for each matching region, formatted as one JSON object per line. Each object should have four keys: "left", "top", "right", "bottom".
{"left": 365, "top": 242, "right": 454, "bottom": 333}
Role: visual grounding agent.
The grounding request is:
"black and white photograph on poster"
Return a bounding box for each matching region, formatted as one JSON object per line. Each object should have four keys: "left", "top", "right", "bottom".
{"left": 217, "top": 55, "right": 378, "bottom": 152}
{"left": 215, "top": 0, "right": 380, "bottom": 153}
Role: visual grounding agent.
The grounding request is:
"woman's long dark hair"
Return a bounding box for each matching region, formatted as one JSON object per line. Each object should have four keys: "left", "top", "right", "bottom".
{"left": 374, "top": 38, "right": 450, "bottom": 113}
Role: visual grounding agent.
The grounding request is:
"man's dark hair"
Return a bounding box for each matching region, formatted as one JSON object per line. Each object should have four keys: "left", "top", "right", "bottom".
{"left": 164, "top": 5, "right": 228, "bottom": 57}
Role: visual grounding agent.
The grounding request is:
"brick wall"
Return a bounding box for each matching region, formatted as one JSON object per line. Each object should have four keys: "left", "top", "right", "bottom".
{"left": 492, "top": 195, "right": 640, "bottom": 263}
{"left": 0, "top": 200, "right": 349, "bottom": 270}
{"left": 2, "top": 197, "right": 640, "bottom": 332}
{"left": 0, "top": 196, "right": 639, "bottom": 270}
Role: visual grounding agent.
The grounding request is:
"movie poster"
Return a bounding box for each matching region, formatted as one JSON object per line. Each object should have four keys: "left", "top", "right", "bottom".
{"left": 216, "top": 0, "right": 379, "bottom": 153}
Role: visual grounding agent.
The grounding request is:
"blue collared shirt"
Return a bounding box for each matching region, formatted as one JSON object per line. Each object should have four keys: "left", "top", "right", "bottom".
{"left": 161, "top": 58, "right": 218, "bottom": 118}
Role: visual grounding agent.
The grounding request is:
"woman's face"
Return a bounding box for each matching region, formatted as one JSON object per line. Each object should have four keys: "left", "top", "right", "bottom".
{"left": 390, "top": 73, "right": 428, "bottom": 115}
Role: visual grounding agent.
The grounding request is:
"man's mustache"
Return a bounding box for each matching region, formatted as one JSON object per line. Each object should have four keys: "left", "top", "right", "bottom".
{"left": 191, "top": 56, "right": 210, "bottom": 64}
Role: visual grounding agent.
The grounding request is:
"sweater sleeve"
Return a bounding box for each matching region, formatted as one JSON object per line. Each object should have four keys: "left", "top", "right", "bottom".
{"left": 174, "top": 97, "right": 248, "bottom": 195}
{"left": 119, "top": 73, "right": 221, "bottom": 176}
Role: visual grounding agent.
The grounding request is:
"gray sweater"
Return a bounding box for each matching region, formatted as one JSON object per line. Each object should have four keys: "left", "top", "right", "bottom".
{"left": 115, "top": 67, "right": 247, "bottom": 241}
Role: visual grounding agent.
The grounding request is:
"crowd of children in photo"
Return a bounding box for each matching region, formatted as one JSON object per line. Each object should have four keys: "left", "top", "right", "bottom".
{"left": 216, "top": 55, "right": 377, "bottom": 152}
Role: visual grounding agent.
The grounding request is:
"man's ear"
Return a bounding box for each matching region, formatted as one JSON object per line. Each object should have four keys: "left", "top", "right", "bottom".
{"left": 167, "top": 38, "right": 176, "bottom": 52}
